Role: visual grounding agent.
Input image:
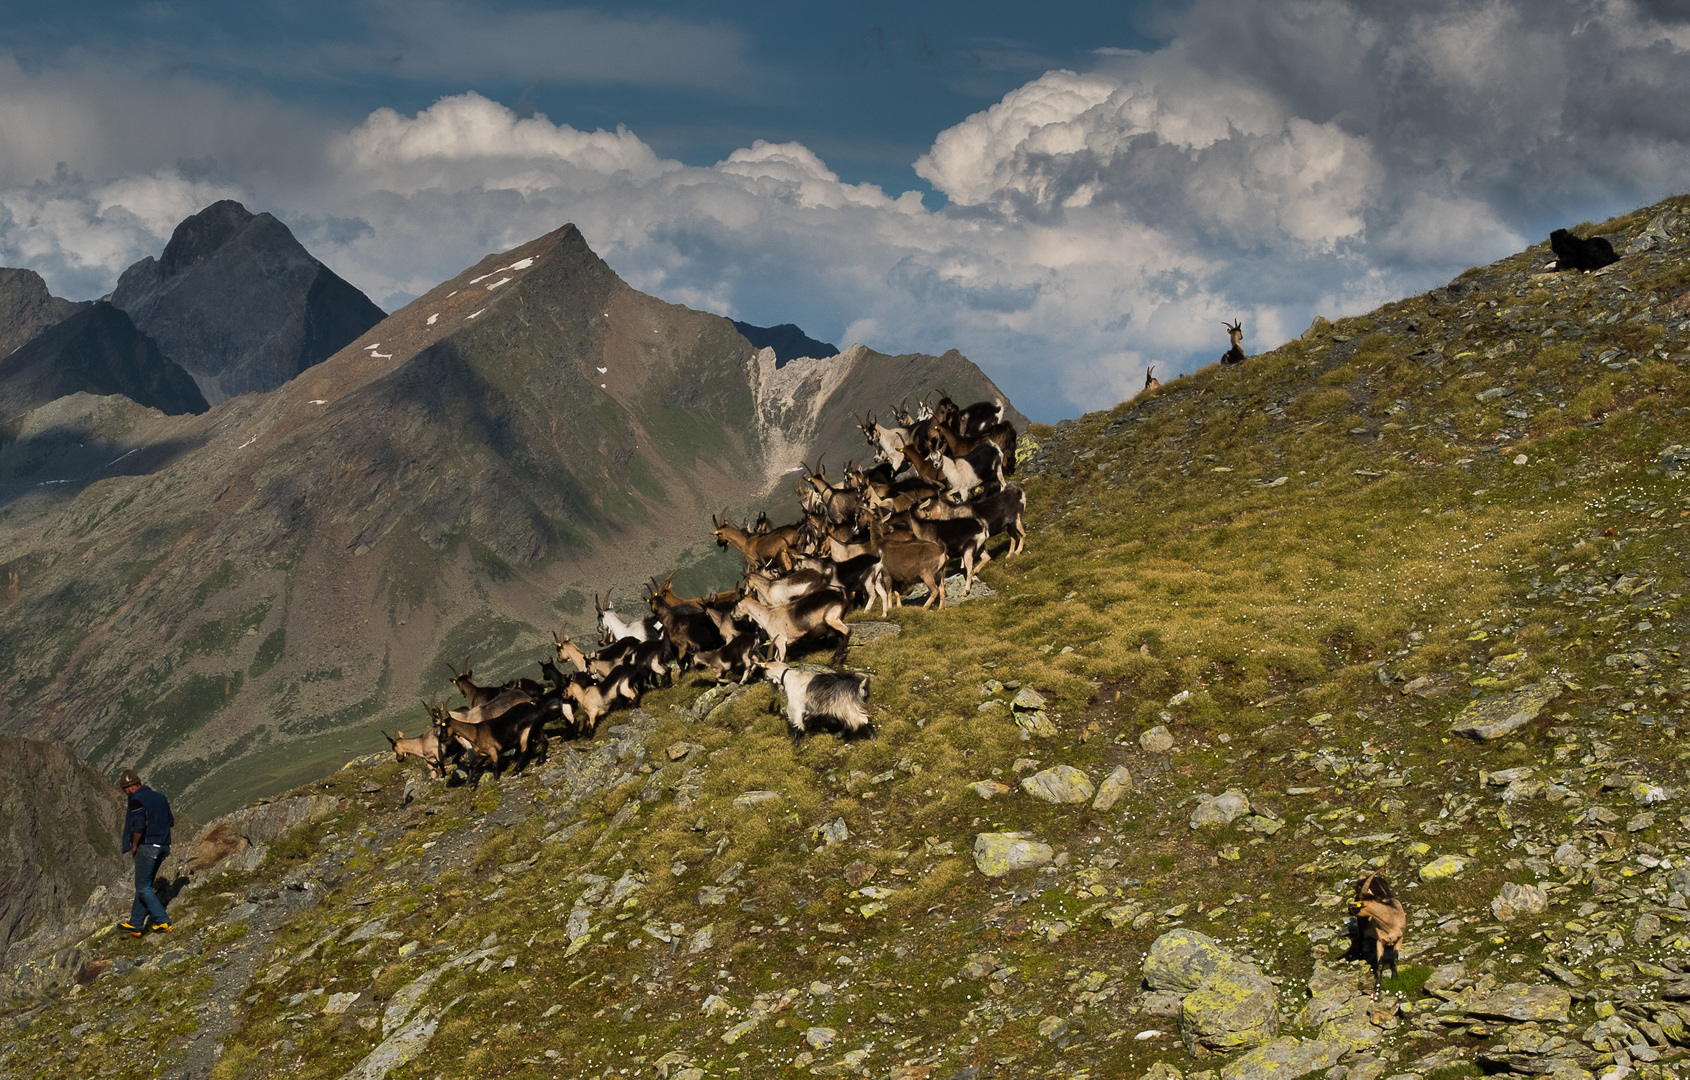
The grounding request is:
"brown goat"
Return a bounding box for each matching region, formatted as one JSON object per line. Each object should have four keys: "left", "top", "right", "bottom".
{"left": 1221, "top": 320, "right": 1246, "bottom": 365}
{"left": 1351, "top": 873, "right": 1406, "bottom": 998}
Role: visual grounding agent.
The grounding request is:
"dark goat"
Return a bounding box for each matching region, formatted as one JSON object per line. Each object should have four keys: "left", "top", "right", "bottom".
{"left": 920, "top": 484, "right": 1027, "bottom": 557}
{"left": 759, "top": 660, "right": 874, "bottom": 744}
{"left": 1550, "top": 228, "right": 1619, "bottom": 272}
{"left": 689, "top": 628, "right": 762, "bottom": 684}
{"left": 1142, "top": 365, "right": 1160, "bottom": 394}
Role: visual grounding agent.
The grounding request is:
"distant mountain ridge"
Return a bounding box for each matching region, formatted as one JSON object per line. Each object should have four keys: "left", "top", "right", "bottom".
{"left": 0, "top": 216, "right": 1018, "bottom": 818}
{"left": 111, "top": 200, "right": 385, "bottom": 405}
{"left": 0, "top": 302, "right": 207, "bottom": 422}
{"left": 731, "top": 320, "right": 839, "bottom": 367}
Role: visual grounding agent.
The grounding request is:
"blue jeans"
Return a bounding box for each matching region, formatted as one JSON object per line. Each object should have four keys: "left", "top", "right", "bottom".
{"left": 130, "top": 844, "right": 169, "bottom": 926}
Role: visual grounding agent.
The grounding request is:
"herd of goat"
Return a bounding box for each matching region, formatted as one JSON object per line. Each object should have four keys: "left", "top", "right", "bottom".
{"left": 381, "top": 377, "right": 1426, "bottom": 994}
{"left": 383, "top": 392, "right": 1025, "bottom": 780}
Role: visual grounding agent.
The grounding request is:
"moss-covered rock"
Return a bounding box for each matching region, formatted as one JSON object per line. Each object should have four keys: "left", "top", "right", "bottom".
{"left": 1144, "top": 929, "right": 1237, "bottom": 995}
{"left": 1181, "top": 965, "right": 1279, "bottom": 1052}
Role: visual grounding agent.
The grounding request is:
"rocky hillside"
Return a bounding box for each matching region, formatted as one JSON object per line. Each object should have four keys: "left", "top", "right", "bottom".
{"left": 0, "top": 737, "right": 128, "bottom": 953}
{"left": 0, "top": 269, "right": 86, "bottom": 360}
{"left": 2, "top": 195, "right": 1688, "bottom": 1080}
{"left": 0, "top": 222, "right": 1012, "bottom": 821}
{"left": 110, "top": 201, "right": 386, "bottom": 405}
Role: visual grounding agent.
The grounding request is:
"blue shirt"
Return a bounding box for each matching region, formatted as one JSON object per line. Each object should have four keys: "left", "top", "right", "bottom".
{"left": 123, "top": 785, "right": 174, "bottom": 851}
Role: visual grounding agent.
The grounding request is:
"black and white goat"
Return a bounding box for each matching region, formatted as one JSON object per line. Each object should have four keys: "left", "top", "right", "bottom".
{"left": 759, "top": 660, "right": 874, "bottom": 744}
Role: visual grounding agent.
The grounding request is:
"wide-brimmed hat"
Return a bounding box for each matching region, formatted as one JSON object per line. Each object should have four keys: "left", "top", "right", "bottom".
{"left": 119, "top": 769, "right": 142, "bottom": 788}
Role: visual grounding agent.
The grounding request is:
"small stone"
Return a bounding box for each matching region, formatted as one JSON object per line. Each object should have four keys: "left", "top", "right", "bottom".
{"left": 973, "top": 832, "right": 1055, "bottom": 877}
{"left": 1093, "top": 766, "right": 1136, "bottom": 811}
{"left": 969, "top": 780, "right": 1012, "bottom": 799}
{"left": 1021, "top": 765, "right": 1095, "bottom": 803}
{"left": 720, "top": 1019, "right": 758, "bottom": 1044}
{"left": 733, "top": 790, "right": 780, "bottom": 807}
{"left": 1420, "top": 855, "right": 1468, "bottom": 881}
{"left": 1461, "top": 983, "right": 1571, "bottom": 1023}
{"left": 844, "top": 862, "right": 877, "bottom": 887}
{"left": 1011, "top": 687, "right": 1048, "bottom": 711}
{"left": 1634, "top": 913, "right": 1663, "bottom": 944}
{"left": 1491, "top": 882, "right": 1548, "bottom": 921}
{"left": 1450, "top": 681, "right": 1561, "bottom": 740}
{"left": 1143, "top": 930, "right": 1240, "bottom": 995}
{"left": 959, "top": 952, "right": 1000, "bottom": 979}
{"left": 1190, "top": 790, "right": 1252, "bottom": 828}
{"left": 1141, "top": 726, "right": 1176, "bottom": 753}
{"left": 804, "top": 1026, "right": 837, "bottom": 1049}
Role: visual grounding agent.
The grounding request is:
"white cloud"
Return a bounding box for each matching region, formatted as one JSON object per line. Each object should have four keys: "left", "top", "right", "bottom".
{"left": 335, "top": 91, "right": 675, "bottom": 191}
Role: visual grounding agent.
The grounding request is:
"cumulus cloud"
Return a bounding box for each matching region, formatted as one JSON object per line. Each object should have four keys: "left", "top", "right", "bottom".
{"left": 4, "top": 0, "right": 1690, "bottom": 421}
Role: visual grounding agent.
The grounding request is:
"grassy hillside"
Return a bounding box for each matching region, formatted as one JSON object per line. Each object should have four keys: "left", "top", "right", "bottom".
{"left": 4, "top": 196, "right": 1690, "bottom": 1080}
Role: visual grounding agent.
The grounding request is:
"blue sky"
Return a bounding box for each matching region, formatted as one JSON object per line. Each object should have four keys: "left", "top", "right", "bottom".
{"left": 3, "top": 1, "right": 1689, "bottom": 420}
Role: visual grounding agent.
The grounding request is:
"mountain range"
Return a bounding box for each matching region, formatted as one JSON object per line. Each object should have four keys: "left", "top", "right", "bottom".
{"left": 0, "top": 206, "right": 1018, "bottom": 819}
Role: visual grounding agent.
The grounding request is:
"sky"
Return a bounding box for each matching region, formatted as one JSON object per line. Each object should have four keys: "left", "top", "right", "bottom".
{"left": 2, "top": 1, "right": 1689, "bottom": 421}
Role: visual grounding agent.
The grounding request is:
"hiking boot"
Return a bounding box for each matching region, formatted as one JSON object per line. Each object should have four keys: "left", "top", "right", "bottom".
{"left": 120, "top": 922, "right": 143, "bottom": 937}
{"left": 151, "top": 922, "right": 173, "bottom": 933}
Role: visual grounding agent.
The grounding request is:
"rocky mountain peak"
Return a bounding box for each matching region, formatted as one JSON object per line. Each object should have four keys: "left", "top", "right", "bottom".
{"left": 0, "top": 267, "right": 86, "bottom": 359}
{"left": 110, "top": 200, "right": 385, "bottom": 404}
{"left": 155, "top": 199, "right": 256, "bottom": 279}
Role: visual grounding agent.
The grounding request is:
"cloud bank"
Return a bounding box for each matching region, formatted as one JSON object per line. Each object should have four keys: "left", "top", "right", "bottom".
{"left": 4, "top": 0, "right": 1690, "bottom": 420}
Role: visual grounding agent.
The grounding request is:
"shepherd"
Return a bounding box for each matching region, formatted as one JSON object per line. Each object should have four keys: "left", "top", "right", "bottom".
{"left": 118, "top": 768, "right": 175, "bottom": 937}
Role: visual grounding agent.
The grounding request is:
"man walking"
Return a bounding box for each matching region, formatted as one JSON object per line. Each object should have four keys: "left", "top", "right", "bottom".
{"left": 118, "top": 768, "right": 174, "bottom": 937}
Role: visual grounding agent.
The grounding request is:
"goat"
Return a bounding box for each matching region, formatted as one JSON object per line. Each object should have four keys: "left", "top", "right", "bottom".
{"left": 1142, "top": 365, "right": 1160, "bottom": 394}
{"left": 742, "top": 566, "right": 832, "bottom": 607}
{"left": 878, "top": 536, "right": 947, "bottom": 612}
{"left": 647, "top": 574, "right": 728, "bottom": 661}
{"left": 385, "top": 723, "right": 454, "bottom": 779}
{"left": 758, "top": 660, "right": 873, "bottom": 744}
{"left": 933, "top": 393, "right": 1005, "bottom": 438}
{"left": 919, "top": 484, "right": 1026, "bottom": 557}
{"left": 428, "top": 697, "right": 550, "bottom": 775}
{"left": 689, "top": 627, "right": 762, "bottom": 684}
{"left": 859, "top": 413, "right": 914, "bottom": 466}
{"left": 799, "top": 462, "right": 865, "bottom": 526}
{"left": 1350, "top": 873, "right": 1407, "bottom": 999}
{"left": 595, "top": 589, "right": 661, "bottom": 645}
{"left": 1221, "top": 320, "right": 1246, "bottom": 365}
{"left": 713, "top": 509, "right": 795, "bottom": 571}
{"left": 905, "top": 510, "right": 989, "bottom": 593}
{"left": 445, "top": 659, "right": 501, "bottom": 709}
{"left": 899, "top": 444, "right": 1001, "bottom": 501}
{"left": 1549, "top": 228, "right": 1619, "bottom": 272}
{"left": 559, "top": 665, "right": 642, "bottom": 737}
{"left": 933, "top": 420, "right": 1019, "bottom": 479}
{"left": 732, "top": 590, "right": 852, "bottom": 664}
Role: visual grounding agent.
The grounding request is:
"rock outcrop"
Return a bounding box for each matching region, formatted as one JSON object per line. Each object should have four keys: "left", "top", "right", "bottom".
{"left": 0, "top": 737, "right": 127, "bottom": 953}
